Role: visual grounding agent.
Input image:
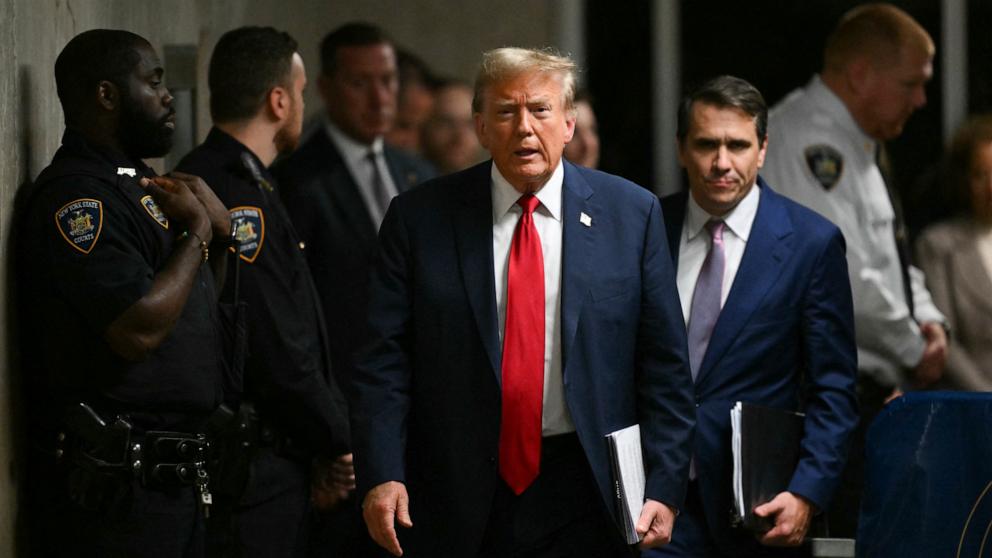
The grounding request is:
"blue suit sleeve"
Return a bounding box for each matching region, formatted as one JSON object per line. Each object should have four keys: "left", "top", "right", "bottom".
{"left": 637, "top": 196, "right": 696, "bottom": 510}
{"left": 788, "top": 228, "right": 859, "bottom": 510}
{"left": 351, "top": 197, "right": 414, "bottom": 499}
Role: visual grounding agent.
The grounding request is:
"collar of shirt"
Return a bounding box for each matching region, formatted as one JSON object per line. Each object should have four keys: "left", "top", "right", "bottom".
{"left": 61, "top": 127, "right": 155, "bottom": 177}
{"left": 684, "top": 180, "right": 761, "bottom": 243}
{"left": 324, "top": 118, "right": 384, "bottom": 164}
{"left": 204, "top": 127, "right": 274, "bottom": 182}
{"left": 808, "top": 74, "right": 877, "bottom": 156}
{"left": 490, "top": 162, "right": 564, "bottom": 223}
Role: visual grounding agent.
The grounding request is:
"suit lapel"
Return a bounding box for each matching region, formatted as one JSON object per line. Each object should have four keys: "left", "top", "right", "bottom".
{"left": 454, "top": 162, "right": 502, "bottom": 381}
{"left": 383, "top": 147, "right": 420, "bottom": 193}
{"left": 661, "top": 191, "right": 688, "bottom": 267}
{"left": 310, "top": 131, "right": 378, "bottom": 245}
{"left": 696, "top": 181, "right": 793, "bottom": 384}
{"left": 560, "top": 163, "right": 595, "bottom": 367}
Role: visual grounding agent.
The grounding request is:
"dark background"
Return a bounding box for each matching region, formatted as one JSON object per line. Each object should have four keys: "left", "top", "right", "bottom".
{"left": 585, "top": 0, "right": 971, "bottom": 238}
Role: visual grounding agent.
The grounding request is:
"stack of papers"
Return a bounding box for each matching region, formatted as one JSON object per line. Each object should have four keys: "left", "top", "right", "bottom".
{"left": 606, "top": 424, "right": 645, "bottom": 544}
{"left": 731, "top": 402, "right": 745, "bottom": 520}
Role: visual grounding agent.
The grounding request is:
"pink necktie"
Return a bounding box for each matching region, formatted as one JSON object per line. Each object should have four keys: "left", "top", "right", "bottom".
{"left": 687, "top": 220, "right": 725, "bottom": 380}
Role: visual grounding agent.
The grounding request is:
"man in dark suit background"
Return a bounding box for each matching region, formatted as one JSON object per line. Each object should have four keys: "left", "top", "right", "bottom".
{"left": 272, "top": 22, "right": 434, "bottom": 558}
{"left": 275, "top": 21, "right": 435, "bottom": 393}
{"left": 645, "top": 76, "right": 858, "bottom": 557}
{"left": 352, "top": 47, "right": 695, "bottom": 557}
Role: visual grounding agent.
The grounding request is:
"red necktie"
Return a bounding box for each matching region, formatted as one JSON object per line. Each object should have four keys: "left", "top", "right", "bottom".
{"left": 499, "top": 194, "right": 545, "bottom": 495}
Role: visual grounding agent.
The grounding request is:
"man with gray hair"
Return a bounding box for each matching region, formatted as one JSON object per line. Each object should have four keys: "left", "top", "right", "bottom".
{"left": 351, "top": 47, "right": 695, "bottom": 556}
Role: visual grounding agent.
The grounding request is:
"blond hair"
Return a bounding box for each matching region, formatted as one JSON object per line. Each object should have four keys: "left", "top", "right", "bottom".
{"left": 472, "top": 47, "right": 577, "bottom": 115}
{"left": 823, "top": 3, "right": 933, "bottom": 72}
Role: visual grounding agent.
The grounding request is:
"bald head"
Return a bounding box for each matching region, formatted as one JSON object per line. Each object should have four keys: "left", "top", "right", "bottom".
{"left": 824, "top": 3, "right": 933, "bottom": 73}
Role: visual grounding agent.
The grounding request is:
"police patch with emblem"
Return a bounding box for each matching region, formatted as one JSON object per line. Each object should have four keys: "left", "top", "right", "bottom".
{"left": 140, "top": 195, "right": 169, "bottom": 229}
{"left": 230, "top": 206, "right": 265, "bottom": 263}
{"left": 55, "top": 198, "right": 103, "bottom": 254}
{"left": 804, "top": 145, "right": 844, "bottom": 191}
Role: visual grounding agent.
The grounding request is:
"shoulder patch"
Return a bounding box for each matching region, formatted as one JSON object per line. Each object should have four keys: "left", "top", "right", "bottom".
{"left": 230, "top": 206, "right": 265, "bottom": 263}
{"left": 804, "top": 145, "right": 844, "bottom": 191}
{"left": 140, "top": 195, "right": 169, "bottom": 229}
{"left": 54, "top": 198, "right": 103, "bottom": 254}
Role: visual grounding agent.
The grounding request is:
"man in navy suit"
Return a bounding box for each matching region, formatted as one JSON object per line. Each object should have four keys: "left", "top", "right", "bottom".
{"left": 645, "top": 76, "right": 858, "bottom": 558}
{"left": 351, "top": 47, "right": 695, "bottom": 557}
{"left": 272, "top": 22, "right": 435, "bottom": 558}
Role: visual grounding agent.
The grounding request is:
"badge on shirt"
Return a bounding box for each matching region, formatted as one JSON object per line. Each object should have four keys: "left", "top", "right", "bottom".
{"left": 804, "top": 145, "right": 844, "bottom": 191}
{"left": 140, "top": 195, "right": 169, "bottom": 229}
{"left": 230, "top": 206, "right": 265, "bottom": 263}
{"left": 55, "top": 198, "right": 103, "bottom": 254}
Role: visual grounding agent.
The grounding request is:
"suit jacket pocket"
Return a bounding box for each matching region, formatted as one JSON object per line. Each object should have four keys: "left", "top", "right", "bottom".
{"left": 590, "top": 275, "right": 639, "bottom": 302}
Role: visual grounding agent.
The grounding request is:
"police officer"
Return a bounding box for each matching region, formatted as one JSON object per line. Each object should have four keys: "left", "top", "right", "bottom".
{"left": 174, "top": 27, "right": 351, "bottom": 557}
{"left": 762, "top": 4, "right": 948, "bottom": 536}
{"left": 19, "top": 29, "right": 232, "bottom": 557}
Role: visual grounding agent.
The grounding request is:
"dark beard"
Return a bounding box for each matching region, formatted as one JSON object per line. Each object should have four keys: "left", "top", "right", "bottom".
{"left": 274, "top": 119, "right": 301, "bottom": 155}
{"left": 118, "top": 94, "right": 175, "bottom": 159}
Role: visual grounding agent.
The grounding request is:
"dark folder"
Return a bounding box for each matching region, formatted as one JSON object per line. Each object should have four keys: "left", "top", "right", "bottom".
{"left": 731, "top": 401, "right": 805, "bottom": 532}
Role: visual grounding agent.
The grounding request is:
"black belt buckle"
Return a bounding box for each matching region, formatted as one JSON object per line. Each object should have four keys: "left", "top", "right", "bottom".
{"left": 147, "top": 432, "right": 210, "bottom": 462}
{"left": 140, "top": 431, "right": 210, "bottom": 487}
{"left": 140, "top": 431, "right": 214, "bottom": 515}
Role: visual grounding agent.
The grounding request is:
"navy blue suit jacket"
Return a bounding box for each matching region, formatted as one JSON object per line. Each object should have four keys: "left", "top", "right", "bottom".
{"left": 352, "top": 160, "right": 695, "bottom": 556}
{"left": 662, "top": 179, "right": 858, "bottom": 553}
{"left": 273, "top": 129, "right": 435, "bottom": 397}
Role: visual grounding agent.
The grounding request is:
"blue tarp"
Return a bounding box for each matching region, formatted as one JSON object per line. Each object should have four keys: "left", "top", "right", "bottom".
{"left": 858, "top": 392, "right": 992, "bottom": 557}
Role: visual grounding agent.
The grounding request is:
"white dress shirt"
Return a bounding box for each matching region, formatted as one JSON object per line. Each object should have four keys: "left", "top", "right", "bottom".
{"left": 676, "top": 185, "right": 761, "bottom": 325}
{"left": 324, "top": 120, "right": 399, "bottom": 228}
{"left": 491, "top": 163, "right": 574, "bottom": 436}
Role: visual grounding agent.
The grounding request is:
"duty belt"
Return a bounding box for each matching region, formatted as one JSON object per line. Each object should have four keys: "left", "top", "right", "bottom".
{"left": 57, "top": 402, "right": 214, "bottom": 515}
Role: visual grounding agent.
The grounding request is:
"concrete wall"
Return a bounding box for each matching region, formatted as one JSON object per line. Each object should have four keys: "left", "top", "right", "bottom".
{"left": 0, "top": 1, "right": 565, "bottom": 554}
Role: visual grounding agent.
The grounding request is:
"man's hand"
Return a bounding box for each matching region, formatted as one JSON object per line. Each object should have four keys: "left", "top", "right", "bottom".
{"left": 312, "top": 453, "right": 356, "bottom": 511}
{"left": 166, "top": 171, "right": 231, "bottom": 239}
{"left": 753, "top": 491, "right": 813, "bottom": 547}
{"left": 914, "top": 321, "right": 948, "bottom": 387}
{"left": 636, "top": 499, "right": 676, "bottom": 549}
{"left": 140, "top": 176, "right": 211, "bottom": 242}
{"left": 362, "top": 481, "right": 413, "bottom": 556}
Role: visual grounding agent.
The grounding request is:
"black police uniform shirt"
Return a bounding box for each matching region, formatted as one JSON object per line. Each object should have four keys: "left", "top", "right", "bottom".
{"left": 175, "top": 128, "right": 349, "bottom": 457}
{"left": 19, "top": 128, "right": 225, "bottom": 431}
